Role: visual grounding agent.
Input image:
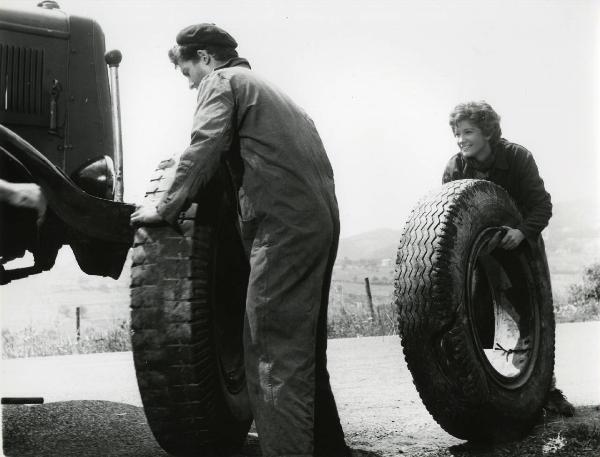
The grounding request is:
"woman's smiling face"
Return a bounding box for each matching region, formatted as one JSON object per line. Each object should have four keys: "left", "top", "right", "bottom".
{"left": 453, "top": 120, "right": 491, "bottom": 160}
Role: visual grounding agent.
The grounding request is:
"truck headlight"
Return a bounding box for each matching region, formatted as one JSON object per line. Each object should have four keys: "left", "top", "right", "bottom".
{"left": 71, "top": 155, "right": 116, "bottom": 200}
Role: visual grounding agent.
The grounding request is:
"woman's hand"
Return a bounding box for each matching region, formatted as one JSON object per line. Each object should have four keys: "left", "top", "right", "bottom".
{"left": 130, "top": 204, "right": 163, "bottom": 226}
{"left": 500, "top": 227, "right": 525, "bottom": 250}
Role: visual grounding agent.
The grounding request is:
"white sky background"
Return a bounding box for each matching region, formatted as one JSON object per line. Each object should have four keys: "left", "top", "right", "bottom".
{"left": 9, "top": 0, "right": 600, "bottom": 237}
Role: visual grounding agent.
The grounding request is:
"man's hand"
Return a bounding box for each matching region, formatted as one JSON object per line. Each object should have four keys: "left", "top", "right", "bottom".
{"left": 130, "top": 204, "right": 164, "bottom": 227}
{"left": 0, "top": 181, "right": 47, "bottom": 226}
{"left": 500, "top": 227, "right": 525, "bottom": 250}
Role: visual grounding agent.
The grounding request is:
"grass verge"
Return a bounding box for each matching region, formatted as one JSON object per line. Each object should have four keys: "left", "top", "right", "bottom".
{"left": 2, "top": 322, "right": 131, "bottom": 359}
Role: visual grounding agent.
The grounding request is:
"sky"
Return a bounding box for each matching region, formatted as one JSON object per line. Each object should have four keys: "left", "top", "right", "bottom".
{"left": 6, "top": 0, "right": 600, "bottom": 236}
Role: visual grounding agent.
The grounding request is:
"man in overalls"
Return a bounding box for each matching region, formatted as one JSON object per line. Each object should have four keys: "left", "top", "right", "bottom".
{"left": 131, "top": 24, "right": 349, "bottom": 457}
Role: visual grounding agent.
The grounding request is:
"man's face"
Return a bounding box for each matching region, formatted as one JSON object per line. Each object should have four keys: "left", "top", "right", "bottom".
{"left": 178, "top": 57, "right": 210, "bottom": 90}
{"left": 454, "top": 120, "right": 491, "bottom": 159}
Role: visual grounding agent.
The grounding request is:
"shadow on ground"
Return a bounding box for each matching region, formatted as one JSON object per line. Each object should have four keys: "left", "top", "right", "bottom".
{"left": 3, "top": 400, "right": 169, "bottom": 457}
{"left": 4, "top": 401, "right": 598, "bottom": 456}
{"left": 1, "top": 400, "right": 383, "bottom": 457}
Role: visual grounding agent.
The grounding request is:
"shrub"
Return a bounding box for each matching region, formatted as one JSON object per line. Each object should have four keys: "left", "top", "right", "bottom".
{"left": 556, "top": 262, "right": 600, "bottom": 322}
{"left": 568, "top": 262, "right": 600, "bottom": 303}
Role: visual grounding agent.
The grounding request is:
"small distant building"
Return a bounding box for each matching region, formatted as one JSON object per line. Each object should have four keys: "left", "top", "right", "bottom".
{"left": 380, "top": 258, "right": 393, "bottom": 267}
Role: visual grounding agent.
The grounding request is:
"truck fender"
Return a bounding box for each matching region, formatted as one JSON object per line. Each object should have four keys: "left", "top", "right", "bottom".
{"left": 0, "top": 123, "right": 134, "bottom": 244}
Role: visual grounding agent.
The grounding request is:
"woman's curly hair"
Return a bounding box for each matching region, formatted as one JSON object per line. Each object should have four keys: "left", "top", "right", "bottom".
{"left": 168, "top": 44, "right": 238, "bottom": 65}
{"left": 449, "top": 101, "right": 502, "bottom": 144}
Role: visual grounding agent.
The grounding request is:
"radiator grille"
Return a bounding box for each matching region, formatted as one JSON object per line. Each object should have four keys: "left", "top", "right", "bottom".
{"left": 0, "top": 44, "right": 45, "bottom": 115}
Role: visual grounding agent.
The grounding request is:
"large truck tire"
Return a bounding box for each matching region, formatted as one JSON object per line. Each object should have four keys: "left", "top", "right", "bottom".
{"left": 394, "top": 179, "right": 555, "bottom": 442}
{"left": 130, "top": 159, "right": 252, "bottom": 456}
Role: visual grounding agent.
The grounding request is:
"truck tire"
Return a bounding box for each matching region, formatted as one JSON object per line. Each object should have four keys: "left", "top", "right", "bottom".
{"left": 130, "top": 159, "right": 252, "bottom": 456}
{"left": 394, "top": 179, "right": 554, "bottom": 442}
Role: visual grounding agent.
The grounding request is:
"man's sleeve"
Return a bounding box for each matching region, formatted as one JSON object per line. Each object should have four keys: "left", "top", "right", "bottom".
{"left": 156, "top": 74, "right": 235, "bottom": 224}
{"left": 515, "top": 151, "right": 552, "bottom": 239}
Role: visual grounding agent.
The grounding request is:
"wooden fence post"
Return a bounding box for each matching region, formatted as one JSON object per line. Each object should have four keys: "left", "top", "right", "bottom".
{"left": 364, "top": 277, "right": 375, "bottom": 320}
{"left": 76, "top": 306, "right": 81, "bottom": 342}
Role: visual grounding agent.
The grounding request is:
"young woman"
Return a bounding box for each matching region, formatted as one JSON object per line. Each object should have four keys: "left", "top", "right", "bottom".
{"left": 443, "top": 101, "right": 552, "bottom": 249}
{"left": 442, "top": 100, "right": 574, "bottom": 416}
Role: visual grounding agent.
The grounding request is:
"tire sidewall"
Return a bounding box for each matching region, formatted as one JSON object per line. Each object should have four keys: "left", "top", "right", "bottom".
{"left": 397, "top": 180, "right": 556, "bottom": 441}
{"left": 446, "top": 182, "right": 554, "bottom": 433}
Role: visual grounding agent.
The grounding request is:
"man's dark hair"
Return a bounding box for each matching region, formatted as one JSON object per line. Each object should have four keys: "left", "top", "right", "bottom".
{"left": 168, "top": 44, "right": 238, "bottom": 65}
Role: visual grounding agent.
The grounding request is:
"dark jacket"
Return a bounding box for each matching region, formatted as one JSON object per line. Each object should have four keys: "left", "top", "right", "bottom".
{"left": 442, "top": 138, "right": 552, "bottom": 239}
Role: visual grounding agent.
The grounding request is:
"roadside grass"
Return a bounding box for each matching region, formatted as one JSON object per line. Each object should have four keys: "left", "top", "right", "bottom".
{"left": 2, "top": 322, "right": 131, "bottom": 359}
{"left": 561, "top": 422, "right": 600, "bottom": 452}
{"left": 2, "top": 306, "right": 396, "bottom": 358}
{"left": 327, "top": 302, "right": 397, "bottom": 338}
{"left": 411, "top": 406, "right": 600, "bottom": 457}
{"left": 2, "top": 260, "right": 598, "bottom": 358}
{"left": 555, "top": 299, "right": 600, "bottom": 324}
{"left": 3, "top": 297, "right": 598, "bottom": 358}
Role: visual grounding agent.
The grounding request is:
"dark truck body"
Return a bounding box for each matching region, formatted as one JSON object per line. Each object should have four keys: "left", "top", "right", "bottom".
{"left": 0, "top": 2, "right": 134, "bottom": 283}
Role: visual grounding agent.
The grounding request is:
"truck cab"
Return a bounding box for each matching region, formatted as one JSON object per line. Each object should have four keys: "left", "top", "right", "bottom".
{"left": 0, "top": 1, "right": 134, "bottom": 284}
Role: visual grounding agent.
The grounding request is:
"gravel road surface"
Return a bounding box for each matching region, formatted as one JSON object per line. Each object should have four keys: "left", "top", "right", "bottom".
{"left": 2, "top": 321, "right": 599, "bottom": 456}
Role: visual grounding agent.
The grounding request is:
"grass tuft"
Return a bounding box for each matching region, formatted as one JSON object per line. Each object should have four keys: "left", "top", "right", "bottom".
{"left": 2, "top": 321, "right": 132, "bottom": 359}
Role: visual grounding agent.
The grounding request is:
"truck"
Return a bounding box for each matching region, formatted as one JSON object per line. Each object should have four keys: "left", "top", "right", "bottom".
{"left": 1, "top": 2, "right": 253, "bottom": 455}
{"left": 0, "top": 0, "right": 134, "bottom": 285}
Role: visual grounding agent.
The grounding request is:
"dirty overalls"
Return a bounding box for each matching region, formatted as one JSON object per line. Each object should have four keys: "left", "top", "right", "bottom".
{"left": 157, "top": 58, "right": 348, "bottom": 457}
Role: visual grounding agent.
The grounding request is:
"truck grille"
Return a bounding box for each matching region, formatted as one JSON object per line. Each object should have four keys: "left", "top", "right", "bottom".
{"left": 1, "top": 44, "right": 45, "bottom": 115}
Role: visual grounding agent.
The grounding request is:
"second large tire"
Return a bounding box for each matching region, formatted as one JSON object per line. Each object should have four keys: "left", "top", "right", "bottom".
{"left": 130, "top": 159, "right": 251, "bottom": 456}
{"left": 394, "top": 179, "right": 555, "bottom": 442}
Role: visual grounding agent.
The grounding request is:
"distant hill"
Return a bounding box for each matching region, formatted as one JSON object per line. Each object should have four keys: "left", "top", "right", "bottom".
{"left": 337, "top": 228, "right": 402, "bottom": 261}
{"left": 545, "top": 197, "right": 599, "bottom": 247}
{"left": 335, "top": 198, "right": 599, "bottom": 295}
{"left": 337, "top": 198, "right": 599, "bottom": 260}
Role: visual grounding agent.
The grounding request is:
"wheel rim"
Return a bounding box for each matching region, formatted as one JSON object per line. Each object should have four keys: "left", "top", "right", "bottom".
{"left": 466, "top": 228, "right": 541, "bottom": 389}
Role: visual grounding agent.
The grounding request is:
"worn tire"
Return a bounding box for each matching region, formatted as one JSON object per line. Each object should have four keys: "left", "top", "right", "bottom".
{"left": 130, "top": 159, "right": 251, "bottom": 456}
{"left": 394, "top": 179, "right": 555, "bottom": 442}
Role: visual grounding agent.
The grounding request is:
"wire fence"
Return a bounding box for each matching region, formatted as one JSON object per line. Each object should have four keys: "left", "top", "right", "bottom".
{"left": 2, "top": 276, "right": 397, "bottom": 358}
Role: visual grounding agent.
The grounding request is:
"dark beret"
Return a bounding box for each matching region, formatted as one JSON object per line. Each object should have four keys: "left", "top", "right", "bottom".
{"left": 176, "top": 23, "right": 237, "bottom": 49}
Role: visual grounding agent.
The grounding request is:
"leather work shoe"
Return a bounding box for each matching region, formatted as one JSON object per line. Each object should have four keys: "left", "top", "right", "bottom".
{"left": 544, "top": 388, "right": 576, "bottom": 417}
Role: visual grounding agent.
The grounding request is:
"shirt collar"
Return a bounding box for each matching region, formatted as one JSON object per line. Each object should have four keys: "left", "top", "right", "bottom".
{"left": 214, "top": 57, "right": 251, "bottom": 71}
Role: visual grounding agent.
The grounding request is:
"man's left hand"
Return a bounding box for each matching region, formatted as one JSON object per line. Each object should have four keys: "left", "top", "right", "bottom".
{"left": 130, "top": 205, "right": 164, "bottom": 226}
{"left": 500, "top": 227, "right": 525, "bottom": 250}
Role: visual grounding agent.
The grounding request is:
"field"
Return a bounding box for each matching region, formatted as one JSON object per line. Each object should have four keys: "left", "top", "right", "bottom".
{"left": 1, "top": 227, "right": 598, "bottom": 358}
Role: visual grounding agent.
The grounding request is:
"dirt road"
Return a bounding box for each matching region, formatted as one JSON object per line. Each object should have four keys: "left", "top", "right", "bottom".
{"left": 2, "top": 322, "right": 599, "bottom": 456}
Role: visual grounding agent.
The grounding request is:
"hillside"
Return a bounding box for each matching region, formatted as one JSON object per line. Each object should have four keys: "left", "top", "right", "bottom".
{"left": 337, "top": 228, "right": 401, "bottom": 262}
{"left": 335, "top": 198, "right": 600, "bottom": 298}
{"left": 338, "top": 199, "right": 598, "bottom": 261}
